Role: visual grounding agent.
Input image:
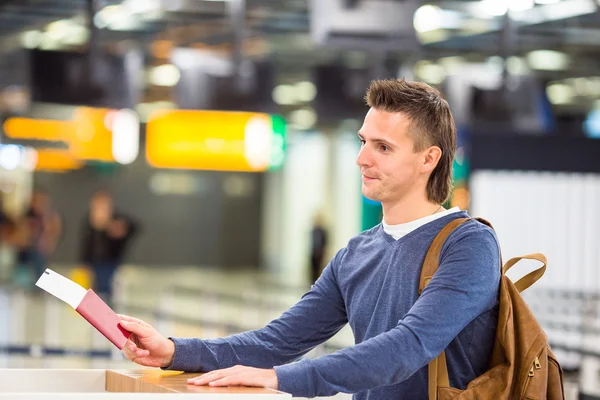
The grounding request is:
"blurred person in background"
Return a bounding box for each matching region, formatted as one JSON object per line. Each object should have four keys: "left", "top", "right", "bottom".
{"left": 79, "top": 190, "right": 138, "bottom": 304}
{"left": 14, "top": 189, "right": 62, "bottom": 288}
{"left": 118, "top": 80, "right": 500, "bottom": 400}
{"left": 309, "top": 213, "right": 328, "bottom": 283}
{"left": 0, "top": 220, "right": 17, "bottom": 284}
{"left": 0, "top": 199, "right": 17, "bottom": 284}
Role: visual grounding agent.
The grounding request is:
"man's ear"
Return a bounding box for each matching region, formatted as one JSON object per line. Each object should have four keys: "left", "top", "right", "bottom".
{"left": 421, "top": 146, "right": 442, "bottom": 174}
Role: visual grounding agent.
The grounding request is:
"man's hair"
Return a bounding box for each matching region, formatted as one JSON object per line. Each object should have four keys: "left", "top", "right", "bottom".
{"left": 365, "top": 79, "right": 456, "bottom": 204}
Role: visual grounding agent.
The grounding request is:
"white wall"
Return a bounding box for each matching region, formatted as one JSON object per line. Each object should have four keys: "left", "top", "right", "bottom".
{"left": 330, "top": 132, "right": 362, "bottom": 259}
{"left": 470, "top": 170, "right": 600, "bottom": 292}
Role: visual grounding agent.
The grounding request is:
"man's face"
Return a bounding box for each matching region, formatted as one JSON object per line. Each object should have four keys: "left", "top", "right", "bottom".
{"left": 356, "top": 108, "right": 428, "bottom": 205}
{"left": 91, "top": 194, "right": 113, "bottom": 220}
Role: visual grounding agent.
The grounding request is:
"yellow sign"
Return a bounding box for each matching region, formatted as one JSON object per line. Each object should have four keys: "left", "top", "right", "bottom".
{"left": 2, "top": 107, "right": 115, "bottom": 162}
{"left": 3, "top": 118, "right": 69, "bottom": 141}
{"left": 35, "top": 149, "right": 83, "bottom": 172}
{"left": 146, "top": 110, "right": 274, "bottom": 172}
{"left": 68, "top": 107, "right": 113, "bottom": 162}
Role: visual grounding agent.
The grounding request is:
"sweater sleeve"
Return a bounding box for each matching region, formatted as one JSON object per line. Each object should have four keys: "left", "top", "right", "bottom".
{"left": 166, "top": 251, "right": 348, "bottom": 372}
{"left": 274, "top": 226, "right": 500, "bottom": 397}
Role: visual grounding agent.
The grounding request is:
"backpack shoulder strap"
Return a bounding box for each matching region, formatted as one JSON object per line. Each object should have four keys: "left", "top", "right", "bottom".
{"left": 419, "top": 217, "right": 469, "bottom": 295}
{"left": 421, "top": 216, "right": 494, "bottom": 400}
{"left": 419, "top": 217, "right": 494, "bottom": 295}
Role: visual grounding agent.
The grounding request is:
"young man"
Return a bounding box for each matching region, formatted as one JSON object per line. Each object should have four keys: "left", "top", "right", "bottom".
{"left": 120, "top": 79, "right": 500, "bottom": 399}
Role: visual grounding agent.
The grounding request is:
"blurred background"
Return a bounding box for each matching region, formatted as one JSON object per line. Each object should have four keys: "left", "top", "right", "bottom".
{"left": 0, "top": 0, "right": 599, "bottom": 398}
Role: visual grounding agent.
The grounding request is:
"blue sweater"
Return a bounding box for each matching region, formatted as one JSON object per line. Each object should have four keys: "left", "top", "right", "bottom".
{"left": 167, "top": 212, "right": 501, "bottom": 399}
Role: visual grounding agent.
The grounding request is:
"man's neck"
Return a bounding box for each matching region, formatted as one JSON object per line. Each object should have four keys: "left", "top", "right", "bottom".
{"left": 382, "top": 194, "right": 442, "bottom": 225}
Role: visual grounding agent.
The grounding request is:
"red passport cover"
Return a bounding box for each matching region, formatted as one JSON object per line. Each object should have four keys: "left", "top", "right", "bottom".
{"left": 75, "top": 289, "right": 130, "bottom": 350}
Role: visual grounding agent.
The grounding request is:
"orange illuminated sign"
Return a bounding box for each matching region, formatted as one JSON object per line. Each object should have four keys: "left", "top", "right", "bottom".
{"left": 2, "top": 107, "right": 115, "bottom": 162}
{"left": 35, "top": 149, "right": 83, "bottom": 172}
{"left": 3, "top": 118, "right": 68, "bottom": 141}
{"left": 146, "top": 110, "right": 274, "bottom": 172}
{"left": 68, "top": 107, "right": 113, "bottom": 162}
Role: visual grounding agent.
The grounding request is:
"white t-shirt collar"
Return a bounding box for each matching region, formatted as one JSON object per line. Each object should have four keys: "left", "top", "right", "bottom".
{"left": 383, "top": 207, "right": 462, "bottom": 240}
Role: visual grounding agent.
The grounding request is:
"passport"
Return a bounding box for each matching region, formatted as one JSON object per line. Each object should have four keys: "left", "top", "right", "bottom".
{"left": 35, "top": 268, "right": 130, "bottom": 350}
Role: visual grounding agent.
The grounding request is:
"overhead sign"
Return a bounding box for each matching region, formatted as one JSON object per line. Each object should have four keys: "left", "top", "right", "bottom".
{"left": 146, "top": 110, "right": 286, "bottom": 172}
{"left": 2, "top": 107, "right": 139, "bottom": 168}
{"left": 35, "top": 149, "right": 83, "bottom": 172}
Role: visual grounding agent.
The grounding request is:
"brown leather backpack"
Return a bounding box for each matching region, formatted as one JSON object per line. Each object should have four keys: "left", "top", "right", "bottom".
{"left": 421, "top": 218, "right": 565, "bottom": 400}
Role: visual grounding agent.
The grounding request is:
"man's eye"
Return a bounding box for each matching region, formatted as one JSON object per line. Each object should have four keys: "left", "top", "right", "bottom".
{"left": 359, "top": 139, "right": 366, "bottom": 145}
{"left": 380, "top": 145, "right": 388, "bottom": 151}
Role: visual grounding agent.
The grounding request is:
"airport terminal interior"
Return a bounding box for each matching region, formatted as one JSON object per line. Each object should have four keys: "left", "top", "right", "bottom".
{"left": 0, "top": 0, "right": 600, "bottom": 398}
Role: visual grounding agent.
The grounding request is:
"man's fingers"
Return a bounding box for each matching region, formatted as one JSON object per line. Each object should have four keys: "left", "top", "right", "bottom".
{"left": 187, "top": 366, "right": 256, "bottom": 387}
{"left": 118, "top": 314, "right": 151, "bottom": 327}
{"left": 188, "top": 371, "right": 222, "bottom": 385}
{"left": 119, "top": 320, "right": 154, "bottom": 337}
{"left": 123, "top": 340, "right": 150, "bottom": 361}
{"left": 187, "top": 367, "right": 238, "bottom": 385}
{"left": 208, "top": 376, "right": 237, "bottom": 387}
{"left": 135, "top": 350, "right": 150, "bottom": 358}
{"left": 122, "top": 340, "right": 137, "bottom": 361}
{"left": 186, "top": 367, "right": 275, "bottom": 390}
{"left": 117, "top": 314, "right": 139, "bottom": 322}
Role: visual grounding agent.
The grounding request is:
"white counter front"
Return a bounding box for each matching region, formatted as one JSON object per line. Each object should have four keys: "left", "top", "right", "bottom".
{"left": 0, "top": 369, "right": 291, "bottom": 399}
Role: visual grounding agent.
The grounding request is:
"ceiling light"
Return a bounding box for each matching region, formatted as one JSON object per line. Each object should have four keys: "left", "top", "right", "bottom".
{"left": 535, "top": 0, "right": 561, "bottom": 3}
{"left": 572, "top": 78, "right": 590, "bottom": 96}
{"left": 508, "top": 0, "right": 534, "bottom": 11}
{"left": 21, "top": 30, "right": 42, "bottom": 49}
{"left": 480, "top": 0, "right": 508, "bottom": 16}
{"left": 546, "top": 83, "right": 574, "bottom": 105}
{"left": 415, "top": 61, "right": 446, "bottom": 85}
{"left": 148, "top": 64, "right": 181, "bottom": 86}
{"left": 124, "top": 0, "right": 161, "bottom": 14}
{"left": 413, "top": 5, "right": 442, "bottom": 33}
{"left": 294, "top": 81, "right": 317, "bottom": 103}
{"left": 39, "top": 33, "right": 62, "bottom": 50}
{"left": 94, "top": 5, "right": 122, "bottom": 29}
{"left": 289, "top": 108, "right": 317, "bottom": 130}
{"left": 94, "top": 4, "right": 142, "bottom": 31}
{"left": 165, "top": 0, "right": 184, "bottom": 11}
{"left": 587, "top": 78, "right": 600, "bottom": 96}
{"left": 506, "top": 56, "right": 530, "bottom": 75}
{"left": 438, "top": 56, "right": 464, "bottom": 74}
{"left": 486, "top": 56, "right": 504, "bottom": 69}
{"left": 272, "top": 85, "right": 296, "bottom": 106}
{"left": 527, "top": 50, "right": 569, "bottom": 70}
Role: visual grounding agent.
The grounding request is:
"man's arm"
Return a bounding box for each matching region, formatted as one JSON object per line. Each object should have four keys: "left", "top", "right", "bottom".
{"left": 165, "top": 251, "right": 348, "bottom": 372}
{"left": 274, "top": 227, "right": 500, "bottom": 398}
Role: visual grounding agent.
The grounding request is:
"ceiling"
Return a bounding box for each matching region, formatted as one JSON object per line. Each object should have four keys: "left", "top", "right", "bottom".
{"left": 0, "top": 0, "right": 599, "bottom": 111}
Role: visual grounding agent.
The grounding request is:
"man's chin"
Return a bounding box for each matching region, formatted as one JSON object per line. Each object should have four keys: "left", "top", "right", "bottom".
{"left": 361, "top": 189, "right": 382, "bottom": 203}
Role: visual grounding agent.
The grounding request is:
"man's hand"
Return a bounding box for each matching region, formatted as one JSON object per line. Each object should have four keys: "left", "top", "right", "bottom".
{"left": 108, "top": 219, "right": 128, "bottom": 239}
{"left": 186, "top": 366, "right": 278, "bottom": 390}
{"left": 118, "top": 314, "right": 175, "bottom": 368}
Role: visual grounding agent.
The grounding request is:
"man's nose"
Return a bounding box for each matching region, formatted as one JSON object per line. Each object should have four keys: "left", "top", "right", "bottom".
{"left": 356, "top": 146, "right": 372, "bottom": 168}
